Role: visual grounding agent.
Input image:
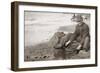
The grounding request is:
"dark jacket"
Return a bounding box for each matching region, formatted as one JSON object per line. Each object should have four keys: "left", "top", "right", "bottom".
{"left": 70, "top": 22, "right": 90, "bottom": 45}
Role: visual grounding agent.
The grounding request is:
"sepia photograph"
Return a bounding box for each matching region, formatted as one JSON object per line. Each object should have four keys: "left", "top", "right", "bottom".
{"left": 11, "top": 2, "right": 97, "bottom": 71}
{"left": 24, "top": 11, "right": 91, "bottom": 61}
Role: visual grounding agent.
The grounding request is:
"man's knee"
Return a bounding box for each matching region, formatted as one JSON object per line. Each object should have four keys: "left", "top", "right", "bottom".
{"left": 84, "top": 36, "right": 90, "bottom": 44}
{"left": 83, "top": 36, "right": 90, "bottom": 50}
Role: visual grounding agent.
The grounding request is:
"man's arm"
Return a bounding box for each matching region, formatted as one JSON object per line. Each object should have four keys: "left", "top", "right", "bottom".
{"left": 65, "top": 25, "right": 79, "bottom": 46}
{"left": 69, "top": 25, "right": 79, "bottom": 42}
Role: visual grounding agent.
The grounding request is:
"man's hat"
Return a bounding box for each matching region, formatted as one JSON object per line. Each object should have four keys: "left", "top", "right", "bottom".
{"left": 71, "top": 14, "right": 83, "bottom": 22}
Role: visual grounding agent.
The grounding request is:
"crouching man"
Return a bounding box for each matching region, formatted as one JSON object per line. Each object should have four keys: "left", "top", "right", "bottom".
{"left": 54, "top": 14, "right": 90, "bottom": 52}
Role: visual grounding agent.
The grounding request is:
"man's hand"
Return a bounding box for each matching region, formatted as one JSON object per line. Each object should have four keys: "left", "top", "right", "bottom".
{"left": 65, "top": 40, "right": 71, "bottom": 46}
{"left": 76, "top": 44, "right": 82, "bottom": 50}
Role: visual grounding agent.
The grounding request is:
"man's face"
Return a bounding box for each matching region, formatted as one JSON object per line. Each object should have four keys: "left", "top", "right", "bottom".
{"left": 72, "top": 21, "right": 79, "bottom": 25}
{"left": 73, "top": 21, "right": 82, "bottom": 26}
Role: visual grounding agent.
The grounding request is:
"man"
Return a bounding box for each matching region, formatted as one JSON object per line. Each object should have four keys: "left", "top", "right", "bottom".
{"left": 54, "top": 14, "right": 90, "bottom": 52}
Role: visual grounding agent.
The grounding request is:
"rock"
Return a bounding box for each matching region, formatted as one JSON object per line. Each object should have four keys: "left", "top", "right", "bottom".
{"left": 78, "top": 50, "right": 90, "bottom": 58}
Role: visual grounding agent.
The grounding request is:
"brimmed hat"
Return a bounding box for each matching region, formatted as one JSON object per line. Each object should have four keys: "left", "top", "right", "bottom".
{"left": 71, "top": 14, "right": 83, "bottom": 22}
